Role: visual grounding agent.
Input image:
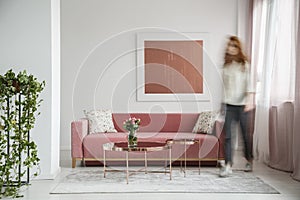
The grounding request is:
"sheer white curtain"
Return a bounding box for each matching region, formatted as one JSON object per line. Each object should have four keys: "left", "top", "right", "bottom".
{"left": 292, "top": 0, "right": 300, "bottom": 181}
{"left": 251, "top": 0, "right": 299, "bottom": 181}
{"left": 252, "top": 0, "right": 270, "bottom": 163}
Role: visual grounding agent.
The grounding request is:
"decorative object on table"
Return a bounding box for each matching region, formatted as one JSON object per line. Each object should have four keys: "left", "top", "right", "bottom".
{"left": 0, "top": 69, "right": 45, "bottom": 198}
{"left": 123, "top": 117, "right": 141, "bottom": 147}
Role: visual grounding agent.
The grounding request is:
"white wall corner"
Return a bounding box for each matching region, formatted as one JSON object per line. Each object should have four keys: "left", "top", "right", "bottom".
{"left": 35, "top": 167, "right": 61, "bottom": 180}
{"left": 50, "top": 0, "right": 61, "bottom": 177}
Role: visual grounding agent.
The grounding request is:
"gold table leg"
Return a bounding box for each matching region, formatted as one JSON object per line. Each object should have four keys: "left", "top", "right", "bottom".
{"left": 184, "top": 140, "right": 187, "bottom": 177}
{"left": 169, "top": 148, "right": 172, "bottom": 180}
{"left": 145, "top": 151, "right": 148, "bottom": 174}
{"left": 103, "top": 149, "right": 106, "bottom": 178}
{"left": 126, "top": 151, "right": 129, "bottom": 184}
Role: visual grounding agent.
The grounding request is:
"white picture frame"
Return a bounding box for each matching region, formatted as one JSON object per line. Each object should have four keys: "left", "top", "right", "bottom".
{"left": 136, "top": 32, "right": 211, "bottom": 102}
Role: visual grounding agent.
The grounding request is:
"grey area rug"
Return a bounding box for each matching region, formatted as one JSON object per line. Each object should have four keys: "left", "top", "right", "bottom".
{"left": 50, "top": 167, "right": 279, "bottom": 194}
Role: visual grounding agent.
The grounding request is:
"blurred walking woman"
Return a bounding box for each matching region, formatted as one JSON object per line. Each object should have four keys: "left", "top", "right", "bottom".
{"left": 220, "top": 36, "right": 254, "bottom": 177}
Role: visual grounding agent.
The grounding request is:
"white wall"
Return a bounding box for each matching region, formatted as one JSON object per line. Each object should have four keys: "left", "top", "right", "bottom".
{"left": 0, "top": 0, "right": 60, "bottom": 179}
{"left": 61, "top": 0, "right": 239, "bottom": 151}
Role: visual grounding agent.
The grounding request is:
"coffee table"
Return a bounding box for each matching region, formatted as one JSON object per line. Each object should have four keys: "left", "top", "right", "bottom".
{"left": 167, "top": 139, "right": 200, "bottom": 177}
{"left": 103, "top": 141, "right": 172, "bottom": 184}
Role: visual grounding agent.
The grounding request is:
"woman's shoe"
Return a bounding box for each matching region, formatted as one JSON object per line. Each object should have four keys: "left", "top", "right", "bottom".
{"left": 219, "top": 164, "right": 232, "bottom": 177}
{"left": 245, "top": 162, "right": 253, "bottom": 172}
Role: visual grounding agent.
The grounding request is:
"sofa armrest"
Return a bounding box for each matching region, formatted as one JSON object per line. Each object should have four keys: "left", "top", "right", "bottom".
{"left": 71, "top": 118, "right": 88, "bottom": 160}
{"left": 214, "top": 119, "right": 225, "bottom": 159}
{"left": 215, "top": 119, "right": 224, "bottom": 139}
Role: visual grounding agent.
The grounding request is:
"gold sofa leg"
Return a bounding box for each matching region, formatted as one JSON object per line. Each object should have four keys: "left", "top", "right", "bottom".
{"left": 72, "top": 158, "right": 76, "bottom": 168}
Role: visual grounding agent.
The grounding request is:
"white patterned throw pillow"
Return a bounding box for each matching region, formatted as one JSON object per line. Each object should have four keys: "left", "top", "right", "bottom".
{"left": 192, "top": 111, "right": 219, "bottom": 134}
{"left": 84, "top": 109, "right": 117, "bottom": 134}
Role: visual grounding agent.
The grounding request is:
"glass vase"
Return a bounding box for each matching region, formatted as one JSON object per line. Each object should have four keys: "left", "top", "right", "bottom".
{"left": 128, "top": 130, "right": 138, "bottom": 148}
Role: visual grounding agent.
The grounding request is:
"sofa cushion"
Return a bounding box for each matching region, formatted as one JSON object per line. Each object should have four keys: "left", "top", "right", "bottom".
{"left": 82, "top": 132, "right": 219, "bottom": 160}
{"left": 84, "top": 109, "right": 117, "bottom": 134}
{"left": 192, "top": 111, "right": 219, "bottom": 134}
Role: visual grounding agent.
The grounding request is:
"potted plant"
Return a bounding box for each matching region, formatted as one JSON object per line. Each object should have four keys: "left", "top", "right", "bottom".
{"left": 0, "top": 69, "right": 45, "bottom": 198}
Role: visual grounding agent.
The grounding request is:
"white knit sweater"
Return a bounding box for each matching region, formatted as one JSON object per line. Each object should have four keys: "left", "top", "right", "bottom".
{"left": 222, "top": 61, "right": 253, "bottom": 106}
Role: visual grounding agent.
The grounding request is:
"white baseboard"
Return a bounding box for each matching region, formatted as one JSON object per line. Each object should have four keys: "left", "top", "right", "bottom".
{"left": 34, "top": 167, "right": 61, "bottom": 180}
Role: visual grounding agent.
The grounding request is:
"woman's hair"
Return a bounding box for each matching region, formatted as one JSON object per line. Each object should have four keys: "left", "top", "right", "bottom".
{"left": 224, "top": 36, "right": 248, "bottom": 68}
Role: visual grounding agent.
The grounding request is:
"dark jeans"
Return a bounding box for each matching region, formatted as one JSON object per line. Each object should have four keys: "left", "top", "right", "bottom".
{"left": 224, "top": 104, "right": 253, "bottom": 164}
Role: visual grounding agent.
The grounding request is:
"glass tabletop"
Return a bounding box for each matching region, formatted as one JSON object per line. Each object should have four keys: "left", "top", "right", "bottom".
{"left": 166, "top": 138, "right": 199, "bottom": 145}
{"left": 103, "top": 141, "right": 171, "bottom": 152}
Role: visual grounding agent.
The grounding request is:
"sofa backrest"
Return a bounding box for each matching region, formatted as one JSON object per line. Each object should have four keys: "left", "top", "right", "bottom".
{"left": 112, "top": 113, "right": 199, "bottom": 132}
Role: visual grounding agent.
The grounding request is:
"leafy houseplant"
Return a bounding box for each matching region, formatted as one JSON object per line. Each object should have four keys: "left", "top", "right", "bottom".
{"left": 0, "top": 69, "right": 45, "bottom": 198}
{"left": 123, "top": 117, "right": 141, "bottom": 147}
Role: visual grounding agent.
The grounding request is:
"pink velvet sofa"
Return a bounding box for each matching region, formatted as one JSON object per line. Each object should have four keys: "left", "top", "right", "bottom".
{"left": 71, "top": 113, "right": 225, "bottom": 168}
